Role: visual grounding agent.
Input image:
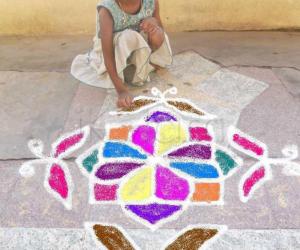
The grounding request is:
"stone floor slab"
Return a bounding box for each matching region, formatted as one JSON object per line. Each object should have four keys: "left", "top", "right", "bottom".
{"left": 227, "top": 66, "right": 280, "bottom": 84}
{"left": 1, "top": 32, "right": 300, "bottom": 72}
{"left": 272, "top": 68, "right": 300, "bottom": 98}
{"left": 63, "top": 84, "right": 107, "bottom": 132}
{"left": 0, "top": 71, "right": 79, "bottom": 159}
{"left": 0, "top": 161, "right": 89, "bottom": 228}
{"left": 130, "top": 50, "right": 221, "bottom": 97}
{"left": 0, "top": 228, "right": 299, "bottom": 250}
{"left": 0, "top": 35, "right": 92, "bottom": 72}
{"left": 233, "top": 68, "right": 300, "bottom": 157}
{"left": 169, "top": 32, "right": 300, "bottom": 69}
{"left": 195, "top": 68, "right": 268, "bottom": 141}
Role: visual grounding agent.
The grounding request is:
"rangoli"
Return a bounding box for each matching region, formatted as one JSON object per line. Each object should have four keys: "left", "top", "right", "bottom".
{"left": 19, "top": 87, "right": 300, "bottom": 249}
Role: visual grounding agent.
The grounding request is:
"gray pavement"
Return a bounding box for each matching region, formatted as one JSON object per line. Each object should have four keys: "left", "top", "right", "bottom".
{"left": 1, "top": 32, "right": 300, "bottom": 249}
{"left": 1, "top": 228, "right": 300, "bottom": 250}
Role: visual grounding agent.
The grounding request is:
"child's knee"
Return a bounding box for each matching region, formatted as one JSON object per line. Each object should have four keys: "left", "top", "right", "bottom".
{"left": 148, "top": 29, "right": 165, "bottom": 51}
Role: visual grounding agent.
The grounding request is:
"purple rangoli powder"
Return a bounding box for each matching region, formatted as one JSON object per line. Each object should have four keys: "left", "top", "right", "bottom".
{"left": 146, "top": 111, "right": 177, "bottom": 123}
{"left": 125, "top": 203, "right": 182, "bottom": 224}
{"left": 168, "top": 144, "right": 212, "bottom": 159}
{"left": 95, "top": 162, "right": 144, "bottom": 180}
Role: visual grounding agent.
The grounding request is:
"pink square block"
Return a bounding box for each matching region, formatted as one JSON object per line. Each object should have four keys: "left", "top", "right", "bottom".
{"left": 189, "top": 127, "right": 212, "bottom": 142}
{"left": 94, "top": 184, "right": 118, "bottom": 201}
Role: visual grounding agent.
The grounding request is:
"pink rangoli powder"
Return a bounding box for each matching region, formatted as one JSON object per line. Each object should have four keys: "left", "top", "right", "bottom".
{"left": 54, "top": 133, "right": 84, "bottom": 157}
{"left": 189, "top": 127, "right": 212, "bottom": 142}
{"left": 233, "top": 134, "right": 264, "bottom": 156}
{"left": 48, "top": 164, "right": 68, "bottom": 199}
{"left": 243, "top": 167, "right": 265, "bottom": 197}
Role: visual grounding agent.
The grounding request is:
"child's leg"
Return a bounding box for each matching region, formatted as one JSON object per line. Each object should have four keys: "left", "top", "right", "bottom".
{"left": 146, "top": 28, "right": 165, "bottom": 70}
{"left": 148, "top": 28, "right": 165, "bottom": 52}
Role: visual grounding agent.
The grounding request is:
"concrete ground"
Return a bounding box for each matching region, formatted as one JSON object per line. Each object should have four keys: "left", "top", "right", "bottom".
{"left": 1, "top": 32, "right": 300, "bottom": 249}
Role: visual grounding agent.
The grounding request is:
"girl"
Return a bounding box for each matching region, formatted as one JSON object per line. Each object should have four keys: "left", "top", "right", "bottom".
{"left": 71, "top": 0, "right": 173, "bottom": 108}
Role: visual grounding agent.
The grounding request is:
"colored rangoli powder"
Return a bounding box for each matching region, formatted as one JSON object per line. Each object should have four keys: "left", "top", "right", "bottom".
{"left": 54, "top": 133, "right": 84, "bottom": 157}
{"left": 109, "top": 126, "right": 132, "bottom": 140}
{"left": 192, "top": 183, "right": 220, "bottom": 202}
{"left": 243, "top": 166, "right": 265, "bottom": 197}
{"left": 125, "top": 203, "right": 181, "bottom": 225}
{"left": 215, "top": 150, "right": 236, "bottom": 175}
{"left": 120, "top": 167, "right": 153, "bottom": 202}
{"left": 189, "top": 127, "right": 212, "bottom": 142}
{"left": 103, "top": 142, "right": 147, "bottom": 159}
{"left": 93, "top": 225, "right": 134, "bottom": 250}
{"left": 167, "top": 100, "right": 204, "bottom": 116}
{"left": 48, "top": 164, "right": 68, "bottom": 199}
{"left": 82, "top": 149, "right": 98, "bottom": 173}
{"left": 233, "top": 134, "right": 264, "bottom": 156}
{"left": 132, "top": 125, "right": 156, "bottom": 155}
{"left": 168, "top": 144, "right": 212, "bottom": 160}
{"left": 146, "top": 111, "right": 177, "bottom": 123}
{"left": 94, "top": 184, "right": 118, "bottom": 201}
{"left": 95, "top": 162, "right": 143, "bottom": 180}
{"left": 165, "top": 228, "right": 218, "bottom": 250}
{"left": 122, "top": 99, "right": 155, "bottom": 112}
{"left": 155, "top": 166, "right": 189, "bottom": 201}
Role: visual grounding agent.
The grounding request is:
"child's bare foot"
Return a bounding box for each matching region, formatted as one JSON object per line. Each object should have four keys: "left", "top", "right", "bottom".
{"left": 117, "top": 88, "right": 133, "bottom": 108}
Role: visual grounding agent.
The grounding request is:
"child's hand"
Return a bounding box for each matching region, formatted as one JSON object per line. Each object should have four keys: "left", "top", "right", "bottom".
{"left": 140, "top": 17, "right": 160, "bottom": 34}
{"left": 117, "top": 88, "right": 133, "bottom": 109}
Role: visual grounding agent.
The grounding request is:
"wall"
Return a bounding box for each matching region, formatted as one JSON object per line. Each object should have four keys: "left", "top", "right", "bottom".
{"left": 0, "top": 0, "right": 300, "bottom": 35}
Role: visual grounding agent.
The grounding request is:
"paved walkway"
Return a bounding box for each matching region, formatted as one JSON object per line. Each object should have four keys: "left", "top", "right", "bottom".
{"left": 0, "top": 32, "right": 300, "bottom": 249}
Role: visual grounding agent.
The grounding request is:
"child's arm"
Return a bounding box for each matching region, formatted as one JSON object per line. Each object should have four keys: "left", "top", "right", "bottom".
{"left": 140, "top": 0, "right": 164, "bottom": 51}
{"left": 153, "top": 0, "right": 163, "bottom": 28}
{"left": 140, "top": 0, "right": 163, "bottom": 31}
{"left": 99, "top": 8, "right": 133, "bottom": 108}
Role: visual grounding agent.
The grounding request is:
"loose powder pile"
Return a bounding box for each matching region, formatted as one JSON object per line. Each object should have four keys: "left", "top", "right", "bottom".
{"left": 167, "top": 101, "right": 204, "bottom": 116}
{"left": 122, "top": 99, "right": 155, "bottom": 112}
{"left": 93, "top": 224, "right": 135, "bottom": 250}
{"left": 165, "top": 228, "right": 218, "bottom": 250}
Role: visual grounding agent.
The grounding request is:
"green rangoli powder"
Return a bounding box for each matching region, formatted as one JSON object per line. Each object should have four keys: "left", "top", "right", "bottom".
{"left": 215, "top": 150, "right": 236, "bottom": 175}
{"left": 83, "top": 149, "right": 99, "bottom": 173}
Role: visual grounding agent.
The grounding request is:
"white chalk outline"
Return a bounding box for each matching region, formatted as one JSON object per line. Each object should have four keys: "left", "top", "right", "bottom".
{"left": 76, "top": 89, "right": 300, "bottom": 226}
{"left": 282, "top": 161, "right": 300, "bottom": 176}
{"left": 75, "top": 109, "right": 236, "bottom": 228}
{"left": 18, "top": 86, "right": 300, "bottom": 232}
{"left": 228, "top": 126, "right": 300, "bottom": 202}
{"left": 110, "top": 87, "right": 216, "bottom": 120}
{"left": 19, "top": 126, "right": 91, "bottom": 210}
